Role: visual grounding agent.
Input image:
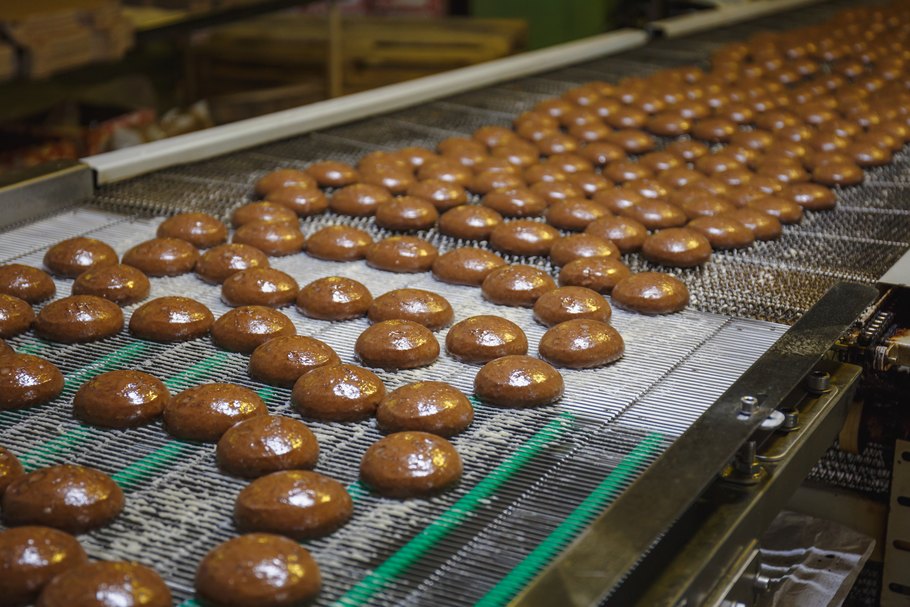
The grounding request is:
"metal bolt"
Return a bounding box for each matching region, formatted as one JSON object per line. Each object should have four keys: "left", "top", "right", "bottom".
{"left": 735, "top": 440, "right": 758, "bottom": 475}
{"left": 753, "top": 574, "right": 772, "bottom": 593}
{"left": 806, "top": 370, "right": 831, "bottom": 394}
{"left": 784, "top": 411, "right": 799, "bottom": 429}
{"left": 740, "top": 395, "right": 759, "bottom": 416}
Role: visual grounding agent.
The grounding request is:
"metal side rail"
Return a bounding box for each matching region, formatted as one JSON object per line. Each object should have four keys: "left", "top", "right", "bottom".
{"left": 83, "top": 29, "right": 647, "bottom": 184}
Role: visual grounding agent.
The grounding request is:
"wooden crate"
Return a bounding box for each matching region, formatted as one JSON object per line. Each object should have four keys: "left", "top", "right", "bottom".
{"left": 189, "top": 14, "right": 527, "bottom": 100}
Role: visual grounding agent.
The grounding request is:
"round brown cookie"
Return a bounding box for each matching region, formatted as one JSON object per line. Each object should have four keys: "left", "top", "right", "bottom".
{"left": 37, "top": 561, "right": 170, "bottom": 607}
{"left": 611, "top": 272, "right": 689, "bottom": 314}
{"left": 545, "top": 199, "right": 607, "bottom": 231}
{"left": 234, "top": 470, "right": 351, "bottom": 539}
{"left": 845, "top": 140, "right": 891, "bottom": 167}
{"left": 375, "top": 196, "right": 439, "bottom": 231}
{"left": 646, "top": 111, "right": 692, "bottom": 136}
{"left": 296, "top": 276, "right": 372, "bottom": 321}
{"left": 232, "top": 202, "right": 298, "bottom": 228}
{"left": 474, "top": 355, "right": 564, "bottom": 407}
{"left": 529, "top": 180, "right": 585, "bottom": 206}
{"left": 673, "top": 193, "right": 735, "bottom": 220}
{"left": 195, "top": 243, "right": 270, "bottom": 284}
{"left": 305, "top": 160, "right": 359, "bottom": 187}
{"left": 0, "top": 446, "right": 24, "bottom": 496}
{"left": 0, "top": 526, "right": 87, "bottom": 606}
{"left": 0, "top": 338, "right": 10, "bottom": 354}
{"left": 603, "top": 160, "right": 652, "bottom": 183}
{"left": 0, "top": 294, "right": 34, "bottom": 338}
{"left": 233, "top": 221, "right": 306, "bottom": 256}
{"left": 129, "top": 296, "right": 214, "bottom": 342}
{"left": 376, "top": 382, "right": 474, "bottom": 436}
{"left": 355, "top": 320, "right": 439, "bottom": 369}
{"left": 292, "top": 364, "right": 384, "bottom": 421}
{"left": 431, "top": 247, "right": 507, "bottom": 286}
{"left": 539, "top": 319, "right": 624, "bottom": 369}
{"left": 217, "top": 416, "right": 319, "bottom": 478}
{"left": 687, "top": 216, "right": 756, "bottom": 249}
{"left": 365, "top": 236, "right": 438, "bottom": 273}
{"left": 157, "top": 212, "right": 228, "bottom": 248}
{"left": 642, "top": 228, "right": 713, "bottom": 268}
{"left": 249, "top": 335, "right": 340, "bottom": 388}
{"left": 266, "top": 185, "right": 328, "bottom": 217}
{"left": 481, "top": 264, "right": 556, "bottom": 307}
{"left": 329, "top": 183, "right": 393, "bottom": 216}
{"left": 43, "top": 237, "right": 117, "bottom": 278}
{"left": 579, "top": 141, "right": 625, "bottom": 166}
{"left": 73, "top": 370, "right": 169, "bottom": 428}
{"left": 619, "top": 200, "right": 688, "bottom": 231}
{"left": 607, "top": 128, "right": 656, "bottom": 154}
{"left": 473, "top": 125, "right": 517, "bottom": 148}
{"left": 489, "top": 220, "right": 560, "bottom": 257}
{"left": 360, "top": 431, "right": 462, "bottom": 497}
{"left": 2, "top": 465, "right": 124, "bottom": 533}
{"left": 255, "top": 168, "right": 317, "bottom": 196}
{"left": 71, "top": 264, "right": 150, "bottom": 306}
{"left": 812, "top": 162, "right": 864, "bottom": 187}
{"left": 481, "top": 188, "right": 547, "bottom": 218}
{"left": 0, "top": 354, "right": 64, "bottom": 410}
{"left": 623, "top": 178, "right": 671, "bottom": 201}
{"left": 558, "top": 256, "right": 631, "bottom": 294}
{"left": 0, "top": 264, "right": 56, "bottom": 303}
{"left": 781, "top": 183, "right": 837, "bottom": 211}
{"left": 368, "top": 289, "right": 453, "bottom": 331}
{"left": 361, "top": 166, "right": 415, "bottom": 194}
{"left": 408, "top": 179, "right": 468, "bottom": 211}
{"left": 692, "top": 118, "right": 737, "bottom": 143}
{"left": 196, "top": 533, "right": 321, "bottom": 607}
{"left": 568, "top": 171, "right": 612, "bottom": 197}
{"left": 584, "top": 216, "right": 647, "bottom": 253}
{"left": 211, "top": 306, "right": 296, "bottom": 353}
{"left": 533, "top": 286, "right": 611, "bottom": 326}
{"left": 438, "top": 205, "right": 503, "bottom": 241}
{"left": 305, "top": 226, "right": 373, "bottom": 261}
{"left": 445, "top": 315, "right": 528, "bottom": 364}
{"left": 35, "top": 295, "right": 123, "bottom": 343}
{"left": 397, "top": 146, "right": 439, "bottom": 170}
{"left": 549, "top": 234, "right": 620, "bottom": 267}
{"left": 122, "top": 238, "right": 199, "bottom": 277}
{"left": 164, "top": 383, "right": 267, "bottom": 442}
{"left": 222, "top": 268, "right": 299, "bottom": 307}
{"left": 747, "top": 196, "right": 804, "bottom": 224}
{"left": 723, "top": 208, "right": 783, "bottom": 241}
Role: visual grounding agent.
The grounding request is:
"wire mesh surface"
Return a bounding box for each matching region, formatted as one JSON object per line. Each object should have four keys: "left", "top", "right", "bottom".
{"left": 0, "top": 209, "right": 784, "bottom": 605}
{"left": 2, "top": 0, "right": 907, "bottom": 604}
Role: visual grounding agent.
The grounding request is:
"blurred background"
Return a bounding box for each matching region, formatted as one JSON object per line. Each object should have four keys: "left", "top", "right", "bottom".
{"left": 0, "top": 0, "right": 704, "bottom": 173}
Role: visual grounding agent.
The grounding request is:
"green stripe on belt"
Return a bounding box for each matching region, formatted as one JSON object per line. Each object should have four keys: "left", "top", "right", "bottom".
{"left": 475, "top": 432, "right": 665, "bottom": 606}
{"left": 334, "top": 412, "right": 575, "bottom": 607}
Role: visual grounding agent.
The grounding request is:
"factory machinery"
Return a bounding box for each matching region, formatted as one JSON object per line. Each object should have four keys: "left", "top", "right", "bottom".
{"left": 2, "top": 0, "right": 910, "bottom": 605}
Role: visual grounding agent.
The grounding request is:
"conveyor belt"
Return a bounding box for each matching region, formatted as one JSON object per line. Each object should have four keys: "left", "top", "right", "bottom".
{"left": 0, "top": 209, "right": 785, "bottom": 605}
{"left": 1, "top": 0, "right": 909, "bottom": 604}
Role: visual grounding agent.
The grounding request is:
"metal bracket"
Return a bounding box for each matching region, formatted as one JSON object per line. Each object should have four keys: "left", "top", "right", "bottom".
{"left": 882, "top": 439, "right": 910, "bottom": 606}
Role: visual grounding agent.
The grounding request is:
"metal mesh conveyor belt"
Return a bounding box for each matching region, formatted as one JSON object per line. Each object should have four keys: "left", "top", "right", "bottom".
{"left": 0, "top": 209, "right": 785, "bottom": 605}
{"left": 0, "top": 1, "right": 907, "bottom": 605}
